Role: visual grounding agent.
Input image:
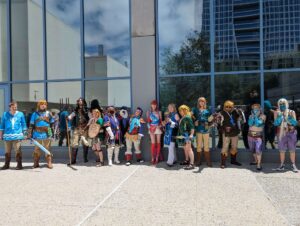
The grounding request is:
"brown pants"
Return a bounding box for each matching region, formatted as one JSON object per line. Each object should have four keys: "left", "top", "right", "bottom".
{"left": 33, "top": 139, "right": 51, "bottom": 157}
{"left": 196, "top": 133, "right": 210, "bottom": 152}
{"left": 4, "top": 140, "right": 22, "bottom": 155}
{"left": 221, "top": 134, "right": 238, "bottom": 156}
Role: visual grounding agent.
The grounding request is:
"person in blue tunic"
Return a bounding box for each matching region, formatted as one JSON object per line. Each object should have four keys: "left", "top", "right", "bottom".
{"left": 28, "top": 100, "right": 55, "bottom": 169}
{"left": 0, "top": 101, "right": 27, "bottom": 170}
{"left": 104, "top": 106, "right": 121, "bottom": 166}
{"left": 192, "top": 97, "right": 213, "bottom": 167}
{"left": 162, "top": 103, "right": 179, "bottom": 167}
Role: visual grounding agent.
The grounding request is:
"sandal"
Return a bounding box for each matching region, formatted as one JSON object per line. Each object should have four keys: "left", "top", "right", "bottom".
{"left": 184, "top": 164, "right": 194, "bottom": 170}
{"left": 180, "top": 160, "right": 189, "bottom": 165}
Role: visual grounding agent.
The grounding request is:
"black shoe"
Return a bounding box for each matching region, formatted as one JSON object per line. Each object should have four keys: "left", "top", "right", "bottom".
{"left": 250, "top": 162, "right": 257, "bottom": 166}
{"left": 184, "top": 164, "right": 195, "bottom": 170}
{"left": 180, "top": 160, "right": 189, "bottom": 165}
{"left": 167, "top": 163, "right": 174, "bottom": 167}
{"left": 256, "top": 166, "right": 262, "bottom": 171}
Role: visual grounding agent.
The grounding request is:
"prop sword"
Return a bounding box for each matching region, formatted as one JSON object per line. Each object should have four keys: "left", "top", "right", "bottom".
{"left": 30, "top": 138, "right": 52, "bottom": 156}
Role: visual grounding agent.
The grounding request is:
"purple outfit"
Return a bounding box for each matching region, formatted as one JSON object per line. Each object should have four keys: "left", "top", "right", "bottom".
{"left": 278, "top": 130, "right": 297, "bottom": 151}
{"left": 248, "top": 136, "right": 263, "bottom": 154}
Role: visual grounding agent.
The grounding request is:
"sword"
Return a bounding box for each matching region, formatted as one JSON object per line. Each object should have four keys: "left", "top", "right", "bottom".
{"left": 30, "top": 138, "right": 52, "bottom": 156}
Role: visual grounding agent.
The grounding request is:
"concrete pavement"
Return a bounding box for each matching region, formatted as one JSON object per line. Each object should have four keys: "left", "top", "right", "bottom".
{"left": 0, "top": 161, "right": 299, "bottom": 226}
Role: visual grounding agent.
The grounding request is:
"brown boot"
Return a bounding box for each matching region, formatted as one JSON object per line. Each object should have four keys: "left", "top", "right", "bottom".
{"left": 1, "top": 153, "right": 11, "bottom": 170}
{"left": 15, "top": 153, "right": 23, "bottom": 170}
{"left": 195, "top": 152, "right": 202, "bottom": 166}
{"left": 220, "top": 154, "right": 227, "bottom": 169}
{"left": 33, "top": 154, "right": 40, "bottom": 168}
{"left": 204, "top": 152, "right": 212, "bottom": 167}
{"left": 46, "top": 155, "right": 53, "bottom": 169}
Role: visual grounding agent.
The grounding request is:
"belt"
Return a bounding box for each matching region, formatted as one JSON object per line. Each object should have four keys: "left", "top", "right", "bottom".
{"left": 248, "top": 131, "right": 263, "bottom": 138}
{"left": 35, "top": 126, "right": 48, "bottom": 133}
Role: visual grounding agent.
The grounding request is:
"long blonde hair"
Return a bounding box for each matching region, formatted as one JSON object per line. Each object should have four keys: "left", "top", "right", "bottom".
{"left": 197, "top": 97, "right": 207, "bottom": 109}
{"left": 178, "top": 105, "right": 191, "bottom": 116}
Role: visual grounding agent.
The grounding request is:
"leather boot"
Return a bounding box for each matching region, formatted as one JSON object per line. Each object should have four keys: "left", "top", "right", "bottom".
{"left": 204, "top": 152, "right": 212, "bottom": 167}
{"left": 220, "top": 154, "right": 227, "bottom": 169}
{"left": 33, "top": 153, "right": 40, "bottom": 168}
{"left": 1, "top": 153, "right": 11, "bottom": 170}
{"left": 83, "top": 146, "right": 89, "bottom": 163}
{"left": 46, "top": 155, "right": 53, "bottom": 169}
{"left": 70, "top": 148, "right": 78, "bottom": 164}
{"left": 15, "top": 153, "right": 23, "bottom": 170}
{"left": 195, "top": 152, "right": 201, "bottom": 166}
{"left": 230, "top": 153, "right": 242, "bottom": 166}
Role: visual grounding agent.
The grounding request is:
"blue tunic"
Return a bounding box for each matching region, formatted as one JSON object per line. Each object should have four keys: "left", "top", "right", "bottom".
{"left": 192, "top": 108, "right": 211, "bottom": 133}
{"left": 0, "top": 111, "right": 27, "bottom": 141}
{"left": 30, "top": 111, "right": 54, "bottom": 140}
{"left": 164, "top": 112, "right": 179, "bottom": 145}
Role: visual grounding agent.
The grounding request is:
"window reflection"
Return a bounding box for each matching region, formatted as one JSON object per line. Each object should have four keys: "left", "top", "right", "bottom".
{"left": 264, "top": 1, "right": 300, "bottom": 69}
{"left": 12, "top": 83, "right": 45, "bottom": 125}
{"left": 47, "top": 82, "right": 81, "bottom": 109}
{"left": 84, "top": 0, "right": 130, "bottom": 78}
{"left": 215, "top": 1, "right": 260, "bottom": 71}
{"left": 46, "top": 0, "right": 81, "bottom": 79}
{"left": 11, "top": 0, "right": 43, "bottom": 81}
{"left": 85, "top": 79, "right": 131, "bottom": 107}
{"left": 158, "top": 0, "right": 210, "bottom": 75}
{"left": 159, "top": 76, "right": 210, "bottom": 111}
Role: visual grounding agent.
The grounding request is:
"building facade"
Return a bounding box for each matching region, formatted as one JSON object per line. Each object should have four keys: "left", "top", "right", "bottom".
{"left": 1, "top": 0, "right": 300, "bottom": 155}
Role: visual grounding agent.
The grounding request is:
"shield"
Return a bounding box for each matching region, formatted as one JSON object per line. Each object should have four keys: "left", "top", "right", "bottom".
{"left": 88, "top": 122, "right": 101, "bottom": 138}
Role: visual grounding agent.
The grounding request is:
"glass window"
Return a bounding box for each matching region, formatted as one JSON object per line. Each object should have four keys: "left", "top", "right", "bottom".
{"left": 215, "top": 74, "right": 260, "bottom": 107}
{"left": 84, "top": 0, "right": 130, "bottom": 78}
{"left": 216, "top": 1, "right": 260, "bottom": 72}
{"left": 158, "top": 0, "right": 211, "bottom": 75}
{"left": 264, "top": 2, "right": 300, "bottom": 69}
{"left": 159, "top": 76, "right": 210, "bottom": 112}
{"left": 12, "top": 83, "right": 45, "bottom": 115}
{"left": 47, "top": 81, "right": 81, "bottom": 109}
{"left": 46, "top": 0, "right": 81, "bottom": 79}
{"left": 0, "top": 0, "right": 7, "bottom": 82}
{"left": 85, "top": 79, "right": 131, "bottom": 108}
{"left": 264, "top": 72, "right": 300, "bottom": 110}
{"left": 11, "top": 0, "right": 43, "bottom": 81}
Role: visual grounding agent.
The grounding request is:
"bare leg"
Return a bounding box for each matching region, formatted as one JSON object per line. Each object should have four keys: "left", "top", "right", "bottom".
{"left": 290, "top": 151, "right": 296, "bottom": 164}
{"left": 279, "top": 151, "right": 285, "bottom": 165}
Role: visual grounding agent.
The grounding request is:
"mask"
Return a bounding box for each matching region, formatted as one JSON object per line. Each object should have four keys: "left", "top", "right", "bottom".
{"left": 109, "top": 110, "right": 115, "bottom": 115}
{"left": 252, "top": 109, "right": 259, "bottom": 115}
{"left": 279, "top": 105, "right": 286, "bottom": 111}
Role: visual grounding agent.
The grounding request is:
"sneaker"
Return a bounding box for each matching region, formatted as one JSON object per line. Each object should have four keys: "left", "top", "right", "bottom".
{"left": 108, "top": 160, "right": 113, "bottom": 166}
{"left": 137, "top": 159, "right": 144, "bottom": 163}
{"left": 291, "top": 164, "right": 298, "bottom": 173}
{"left": 275, "top": 164, "right": 285, "bottom": 171}
{"left": 125, "top": 161, "right": 131, "bottom": 166}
